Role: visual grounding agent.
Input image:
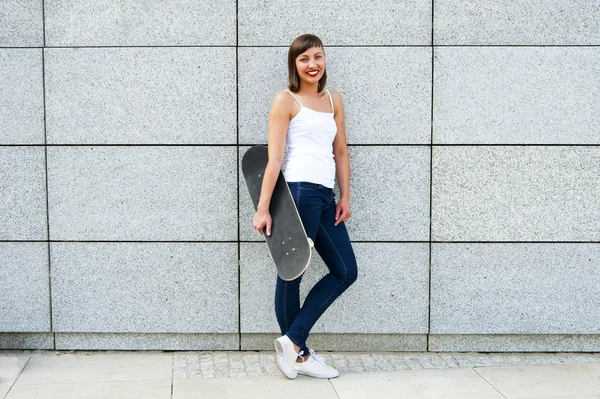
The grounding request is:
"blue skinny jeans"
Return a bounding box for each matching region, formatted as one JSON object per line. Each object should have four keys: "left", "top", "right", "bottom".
{"left": 275, "top": 181, "right": 358, "bottom": 355}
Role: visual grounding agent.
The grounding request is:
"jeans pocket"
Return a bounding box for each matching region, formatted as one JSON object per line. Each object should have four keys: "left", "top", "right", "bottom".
{"left": 325, "top": 190, "right": 336, "bottom": 209}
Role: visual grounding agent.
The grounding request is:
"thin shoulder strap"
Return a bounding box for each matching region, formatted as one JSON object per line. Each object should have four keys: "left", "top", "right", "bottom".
{"left": 325, "top": 89, "right": 334, "bottom": 113}
{"left": 285, "top": 90, "right": 303, "bottom": 107}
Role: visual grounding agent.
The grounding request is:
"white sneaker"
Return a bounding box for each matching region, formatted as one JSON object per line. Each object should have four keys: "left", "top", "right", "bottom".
{"left": 293, "top": 350, "right": 339, "bottom": 379}
{"left": 274, "top": 335, "right": 298, "bottom": 379}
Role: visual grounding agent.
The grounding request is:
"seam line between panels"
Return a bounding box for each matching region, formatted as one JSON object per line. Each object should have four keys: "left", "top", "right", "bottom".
{"left": 0, "top": 46, "right": 45, "bottom": 49}
{"left": 34, "top": 240, "right": 242, "bottom": 243}
{"left": 3, "top": 143, "right": 600, "bottom": 147}
{"left": 236, "top": 0, "right": 242, "bottom": 351}
{"left": 29, "top": 45, "right": 600, "bottom": 49}
{"left": 4, "top": 240, "right": 599, "bottom": 244}
{"left": 427, "top": 0, "right": 435, "bottom": 352}
{"left": 41, "top": 4, "right": 55, "bottom": 349}
{"left": 237, "top": 44, "right": 440, "bottom": 48}
{"left": 429, "top": 44, "right": 600, "bottom": 47}
{"left": 43, "top": 45, "right": 238, "bottom": 49}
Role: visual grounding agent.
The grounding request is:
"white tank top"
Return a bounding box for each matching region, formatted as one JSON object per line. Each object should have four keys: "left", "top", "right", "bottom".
{"left": 283, "top": 90, "right": 337, "bottom": 189}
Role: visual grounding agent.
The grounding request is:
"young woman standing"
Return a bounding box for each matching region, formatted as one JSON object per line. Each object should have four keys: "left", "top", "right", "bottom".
{"left": 252, "top": 34, "right": 358, "bottom": 379}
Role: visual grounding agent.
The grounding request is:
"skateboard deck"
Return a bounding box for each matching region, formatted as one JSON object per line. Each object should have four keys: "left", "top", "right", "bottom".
{"left": 242, "top": 145, "right": 312, "bottom": 281}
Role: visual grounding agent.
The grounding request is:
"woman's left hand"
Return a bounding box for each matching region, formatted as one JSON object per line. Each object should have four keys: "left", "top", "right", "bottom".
{"left": 335, "top": 199, "right": 351, "bottom": 226}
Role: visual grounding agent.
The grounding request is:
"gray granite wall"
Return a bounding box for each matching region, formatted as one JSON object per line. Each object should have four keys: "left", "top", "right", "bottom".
{"left": 1, "top": 1, "right": 599, "bottom": 351}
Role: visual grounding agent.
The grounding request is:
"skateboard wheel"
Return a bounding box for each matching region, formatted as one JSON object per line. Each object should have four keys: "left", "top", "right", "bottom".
{"left": 307, "top": 238, "right": 314, "bottom": 248}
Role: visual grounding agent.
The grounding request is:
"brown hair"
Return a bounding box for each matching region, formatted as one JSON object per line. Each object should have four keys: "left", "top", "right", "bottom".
{"left": 288, "top": 34, "right": 327, "bottom": 93}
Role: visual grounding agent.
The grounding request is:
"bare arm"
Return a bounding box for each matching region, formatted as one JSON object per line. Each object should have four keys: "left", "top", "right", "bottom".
{"left": 331, "top": 90, "right": 351, "bottom": 226}
{"left": 252, "top": 92, "right": 293, "bottom": 235}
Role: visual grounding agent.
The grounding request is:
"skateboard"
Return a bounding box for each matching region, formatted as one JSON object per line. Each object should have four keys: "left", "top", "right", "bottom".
{"left": 242, "top": 145, "right": 313, "bottom": 281}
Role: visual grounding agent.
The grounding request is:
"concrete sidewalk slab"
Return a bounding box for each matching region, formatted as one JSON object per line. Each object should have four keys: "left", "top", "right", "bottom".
{"left": 5, "top": 380, "right": 171, "bottom": 399}
{"left": 0, "top": 357, "right": 29, "bottom": 397}
{"left": 476, "top": 363, "right": 600, "bottom": 398}
{"left": 172, "top": 375, "right": 337, "bottom": 399}
{"left": 533, "top": 397, "right": 600, "bottom": 399}
{"left": 13, "top": 352, "right": 171, "bottom": 385}
{"left": 330, "top": 368, "right": 505, "bottom": 399}
{"left": 3, "top": 350, "right": 600, "bottom": 399}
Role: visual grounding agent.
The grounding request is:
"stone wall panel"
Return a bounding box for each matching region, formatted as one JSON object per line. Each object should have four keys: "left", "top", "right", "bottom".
{"left": 47, "top": 146, "right": 237, "bottom": 241}
{"left": 51, "top": 243, "right": 238, "bottom": 333}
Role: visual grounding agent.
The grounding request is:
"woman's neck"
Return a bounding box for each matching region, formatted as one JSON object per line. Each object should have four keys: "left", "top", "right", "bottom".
{"left": 297, "top": 83, "right": 320, "bottom": 98}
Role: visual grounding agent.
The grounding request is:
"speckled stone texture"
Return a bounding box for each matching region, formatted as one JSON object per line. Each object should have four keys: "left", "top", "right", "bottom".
{"left": 347, "top": 146, "right": 430, "bottom": 241}
{"left": 238, "top": 47, "right": 300, "bottom": 145}
{"left": 238, "top": 47, "right": 432, "bottom": 145}
{"left": 430, "top": 334, "right": 600, "bottom": 353}
{"left": 240, "top": 243, "right": 429, "bottom": 334}
{"left": 0, "top": 0, "right": 43, "bottom": 46}
{"left": 51, "top": 243, "right": 238, "bottom": 333}
{"left": 0, "top": 333, "right": 54, "bottom": 350}
{"left": 435, "top": 0, "right": 600, "bottom": 45}
{"left": 45, "top": 0, "right": 236, "bottom": 46}
{"left": 55, "top": 333, "right": 239, "bottom": 350}
{"left": 434, "top": 47, "right": 600, "bottom": 144}
{"left": 47, "top": 146, "right": 237, "bottom": 241}
{"left": 241, "top": 334, "right": 427, "bottom": 352}
{"left": 0, "top": 147, "right": 47, "bottom": 240}
{"left": 0, "top": 49, "right": 44, "bottom": 144}
{"left": 431, "top": 244, "right": 600, "bottom": 334}
{"left": 239, "top": 146, "right": 430, "bottom": 242}
{"left": 432, "top": 147, "right": 600, "bottom": 241}
{"left": 2, "top": 0, "right": 598, "bottom": 354}
{"left": 0, "top": 243, "right": 50, "bottom": 332}
{"left": 327, "top": 48, "right": 431, "bottom": 144}
{"left": 45, "top": 47, "right": 236, "bottom": 144}
{"left": 238, "top": 0, "right": 431, "bottom": 46}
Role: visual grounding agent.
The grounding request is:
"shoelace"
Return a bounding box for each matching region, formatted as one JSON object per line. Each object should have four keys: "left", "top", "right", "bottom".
{"left": 297, "top": 349, "right": 327, "bottom": 367}
{"left": 309, "top": 350, "right": 326, "bottom": 364}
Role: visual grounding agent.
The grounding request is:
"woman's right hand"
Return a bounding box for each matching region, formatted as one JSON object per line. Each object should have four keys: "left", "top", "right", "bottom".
{"left": 253, "top": 209, "right": 272, "bottom": 236}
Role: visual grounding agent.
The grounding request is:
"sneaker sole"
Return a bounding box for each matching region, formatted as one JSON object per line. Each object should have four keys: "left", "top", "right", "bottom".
{"left": 296, "top": 371, "right": 339, "bottom": 379}
{"left": 275, "top": 339, "right": 298, "bottom": 379}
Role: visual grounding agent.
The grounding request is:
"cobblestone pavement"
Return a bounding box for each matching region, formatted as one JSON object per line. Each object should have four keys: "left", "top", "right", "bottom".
{"left": 172, "top": 351, "right": 600, "bottom": 379}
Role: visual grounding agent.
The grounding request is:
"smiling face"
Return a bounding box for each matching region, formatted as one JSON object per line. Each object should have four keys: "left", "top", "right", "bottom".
{"left": 295, "top": 46, "right": 326, "bottom": 88}
{"left": 287, "top": 34, "right": 327, "bottom": 92}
